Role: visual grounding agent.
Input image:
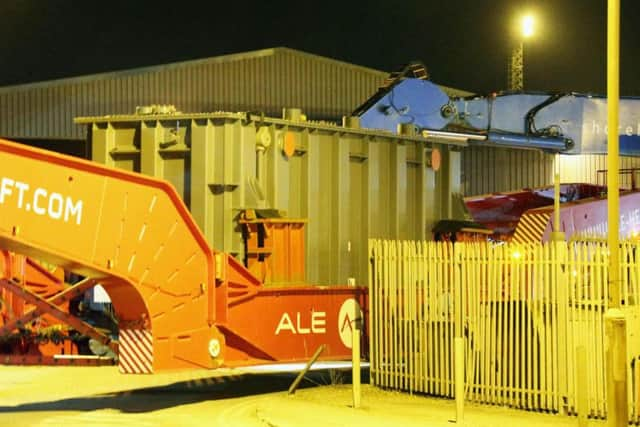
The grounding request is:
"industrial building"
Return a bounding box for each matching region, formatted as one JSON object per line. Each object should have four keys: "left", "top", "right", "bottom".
{"left": 1, "top": 47, "right": 639, "bottom": 195}
{"left": 0, "top": 47, "right": 467, "bottom": 141}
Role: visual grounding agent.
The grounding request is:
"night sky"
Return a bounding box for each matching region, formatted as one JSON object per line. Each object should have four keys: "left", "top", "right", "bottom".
{"left": 1, "top": 0, "right": 638, "bottom": 95}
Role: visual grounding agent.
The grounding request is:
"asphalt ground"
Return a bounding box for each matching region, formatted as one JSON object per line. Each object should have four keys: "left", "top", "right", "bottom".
{"left": 0, "top": 365, "right": 607, "bottom": 427}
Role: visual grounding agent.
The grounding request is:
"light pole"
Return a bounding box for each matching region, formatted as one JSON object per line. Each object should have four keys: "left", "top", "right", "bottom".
{"left": 605, "top": 1, "right": 627, "bottom": 426}
{"left": 508, "top": 14, "right": 535, "bottom": 91}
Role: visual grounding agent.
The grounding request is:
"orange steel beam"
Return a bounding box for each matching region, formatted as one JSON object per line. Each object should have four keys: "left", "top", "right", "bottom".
{"left": 0, "top": 277, "right": 98, "bottom": 335}
{"left": 0, "top": 279, "right": 116, "bottom": 352}
{"left": 0, "top": 138, "right": 218, "bottom": 372}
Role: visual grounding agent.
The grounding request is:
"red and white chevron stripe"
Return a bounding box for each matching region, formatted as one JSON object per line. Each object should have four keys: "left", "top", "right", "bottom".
{"left": 512, "top": 212, "right": 551, "bottom": 243}
{"left": 118, "top": 328, "right": 153, "bottom": 374}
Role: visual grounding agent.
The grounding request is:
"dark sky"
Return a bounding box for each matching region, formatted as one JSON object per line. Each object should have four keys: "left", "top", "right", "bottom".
{"left": 0, "top": 0, "right": 638, "bottom": 95}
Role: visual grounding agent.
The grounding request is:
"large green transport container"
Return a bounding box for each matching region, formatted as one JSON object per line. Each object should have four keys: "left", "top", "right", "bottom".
{"left": 75, "top": 109, "right": 465, "bottom": 286}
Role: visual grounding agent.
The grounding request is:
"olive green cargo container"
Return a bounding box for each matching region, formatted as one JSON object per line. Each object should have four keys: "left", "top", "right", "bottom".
{"left": 75, "top": 111, "right": 464, "bottom": 286}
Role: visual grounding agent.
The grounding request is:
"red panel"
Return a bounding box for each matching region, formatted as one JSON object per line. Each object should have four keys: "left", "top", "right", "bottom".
{"left": 241, "top": 219, "right": 307, "bottom": 286}
{"left": 465, "top": 183, "right": 610, "bottom": 240}
{"left": 221, "top": 286, "right": 368, "bottom": 366}
{"left": 539, "top": 189, "right": 640, "bottom": 241}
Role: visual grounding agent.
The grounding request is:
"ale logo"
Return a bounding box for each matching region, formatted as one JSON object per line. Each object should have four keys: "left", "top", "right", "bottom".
{"left": 338, "top": 298, "right": 362, "bottom": 349}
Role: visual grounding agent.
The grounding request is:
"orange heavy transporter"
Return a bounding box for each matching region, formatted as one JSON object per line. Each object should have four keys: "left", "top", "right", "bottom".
{"left": 0, "top": 138, "right": 365, "bottom": 373}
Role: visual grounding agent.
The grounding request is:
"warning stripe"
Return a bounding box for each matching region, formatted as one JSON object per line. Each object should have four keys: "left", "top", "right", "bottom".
{"left": 118, "top": 328, "right": 153, "bottom": 374}
{"left": 512, "top": 212, "right": 551, "bottom": 243}
{"left": 119, "top": 329, "right": 152, "bottom": 374}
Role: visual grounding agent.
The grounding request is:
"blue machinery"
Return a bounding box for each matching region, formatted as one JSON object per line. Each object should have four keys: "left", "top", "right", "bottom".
{"left": 353, "top": 67, "right": 640, "bottom": 155}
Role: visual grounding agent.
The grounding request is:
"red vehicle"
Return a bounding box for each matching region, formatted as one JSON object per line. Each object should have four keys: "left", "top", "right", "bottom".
{"left": 463, "top": 183, "right": 640, "bottom": 243}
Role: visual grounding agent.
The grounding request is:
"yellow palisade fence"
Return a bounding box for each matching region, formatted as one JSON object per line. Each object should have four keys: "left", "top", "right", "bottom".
{"left": 368, "top": 239, "right": 640, "bottom": 421}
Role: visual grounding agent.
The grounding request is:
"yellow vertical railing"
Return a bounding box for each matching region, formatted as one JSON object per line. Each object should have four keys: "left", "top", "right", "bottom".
{"left": 369, "top": 239, "right": 640, "bottom": 422}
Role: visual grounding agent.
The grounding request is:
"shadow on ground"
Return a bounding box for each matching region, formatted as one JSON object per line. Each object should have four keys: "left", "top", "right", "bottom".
{"left": 0, "top": 368, "right": 364, "bottom": 414}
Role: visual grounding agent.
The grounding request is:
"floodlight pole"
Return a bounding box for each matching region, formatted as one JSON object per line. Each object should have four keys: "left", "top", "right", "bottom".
{"left": 508, "top": 42, "right": 524, "bottom": 91}
{"left": 508, "top": 15, "right": 533, "bottom": 91}
{"left": 605, "top": 0, "right": 627, "bottom": 426}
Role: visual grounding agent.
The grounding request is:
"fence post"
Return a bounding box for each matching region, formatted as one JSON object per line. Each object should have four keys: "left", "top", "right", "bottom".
{"left": 455, "top": 336, "right": 465, "bottom": 422}
{"left": 576, "top": 345, "right": 588, "bottom": 427}
{"left": 454, "top": 244, "right": 465, "bottom": 422}
{"left": 368, "top": 239, "right": 376, "bottom": 387}
{"left": 555, "top": 241, "right": 569, "bottom": 413}
{"left": 605, "top": 308, "right": 628, "bottom": 426}
{"left": 352, "top": 302, "right": 362, "bottom": 409}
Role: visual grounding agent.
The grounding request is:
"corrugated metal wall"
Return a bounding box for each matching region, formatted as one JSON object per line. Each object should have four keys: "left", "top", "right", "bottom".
{"left": 0, "top": 48, "right": 388, "bottom": 140}
{"left": 463, "top": 146, "right": 640, "bottom": 196}
{"left": 78, "top": 112, "right": 463, "bottom": 286}
{"left": 558, "top": 154, "right": 640, "bottom": 189}
{"left": 462, "top": 146, "right": 555, "bottom": 195}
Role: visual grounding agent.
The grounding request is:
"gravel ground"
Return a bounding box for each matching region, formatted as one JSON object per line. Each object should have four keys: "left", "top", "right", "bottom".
{"left": 0, "top": 365, "right": 606, "bottom": 427}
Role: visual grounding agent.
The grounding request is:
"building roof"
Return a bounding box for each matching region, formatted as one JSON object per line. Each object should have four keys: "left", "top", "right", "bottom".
{"left": 0, "top": 47, "right": 472, "bottom": 140}
{"left": 0, "top": 47, "right": 388, "bottom": 93}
